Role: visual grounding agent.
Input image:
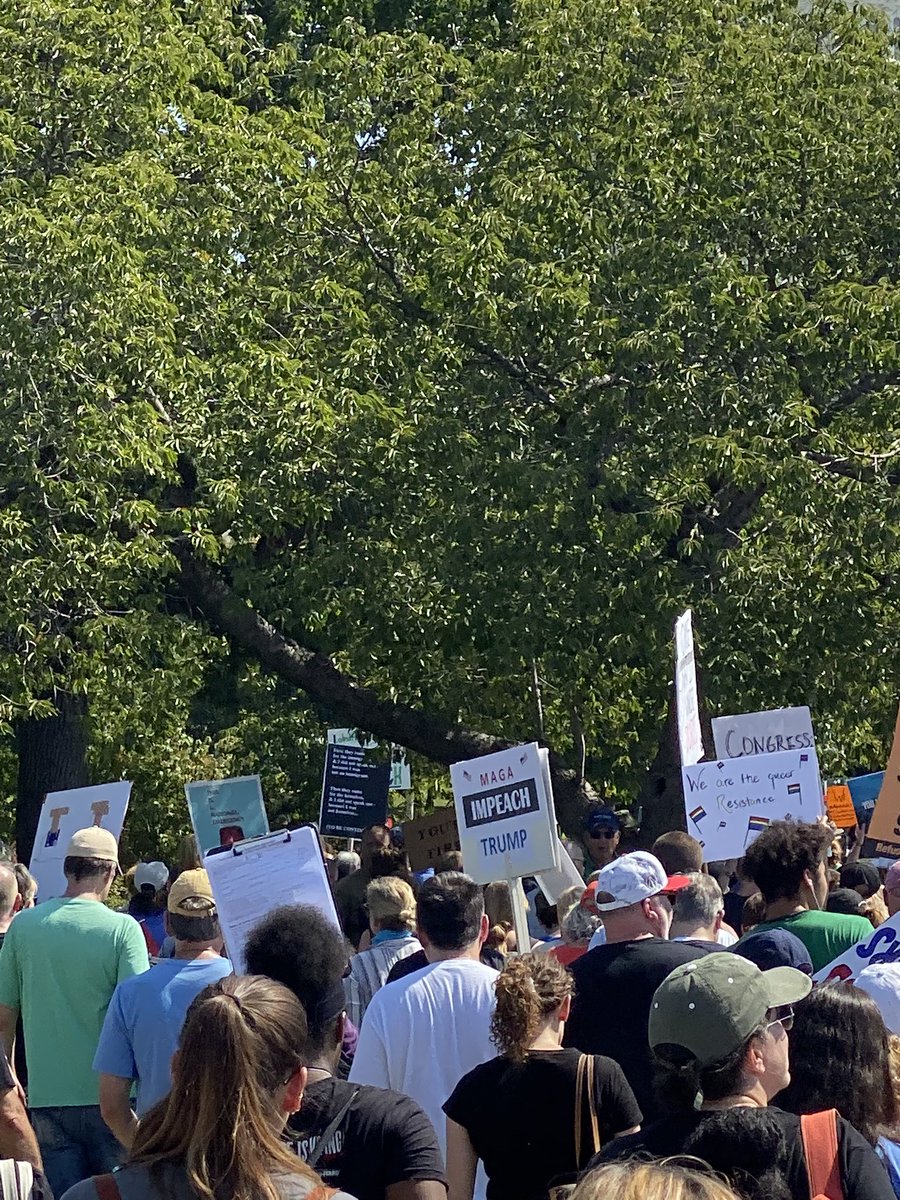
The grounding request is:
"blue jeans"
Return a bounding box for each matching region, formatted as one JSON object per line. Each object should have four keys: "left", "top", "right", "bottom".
{"left": 31, "top": 1106, "right": 121, "bottom": 1198}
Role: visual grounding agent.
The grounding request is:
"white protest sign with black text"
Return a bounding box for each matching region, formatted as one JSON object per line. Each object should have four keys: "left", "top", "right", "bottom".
{"left": 451, "top": 742, "right": 558, "bottom": 885}
{"left": 711, "top": 706, "right": 815, "bottom": 761}
{"left": 675, "top": 610, "right": 703, "bottom": 766}
{"left": 682, "top": 748, "right": 823, "bottom": 862}
{"left": 814, "top": 911, "right": 900, "bottom": 984}
{"left": 30, "top": 781, "right": 132, "bottom": 901}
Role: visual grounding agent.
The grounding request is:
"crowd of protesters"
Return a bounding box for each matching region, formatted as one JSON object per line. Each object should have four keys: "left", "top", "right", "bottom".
{"left": 0, "top": 805, "right": 896, "bottom": 1200}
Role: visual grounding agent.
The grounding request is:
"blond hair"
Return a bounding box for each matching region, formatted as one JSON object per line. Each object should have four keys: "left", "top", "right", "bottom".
{"left": 12, "top": 863, "right": 36, "bottom": 906}
{"left": 574, "top": 1160, "right": 743, "bottom": 1200}
{"left": 131, "top": 975, "right": 319, "bottom": 1200}
{"left": 366, "top": 875, "right": 416, "bottom": 932}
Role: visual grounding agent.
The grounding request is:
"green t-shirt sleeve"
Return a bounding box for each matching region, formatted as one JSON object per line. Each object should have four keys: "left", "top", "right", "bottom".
{"left": 116, "top": 918, "right": 150, "bottom": 983}
{"left": 0, "top": 924, "right": 20, "bottom": 1011}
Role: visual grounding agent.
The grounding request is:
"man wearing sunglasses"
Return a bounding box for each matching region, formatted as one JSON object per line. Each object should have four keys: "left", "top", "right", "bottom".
{"left": 581, "top": 806, "right": 622, "bottom": 871}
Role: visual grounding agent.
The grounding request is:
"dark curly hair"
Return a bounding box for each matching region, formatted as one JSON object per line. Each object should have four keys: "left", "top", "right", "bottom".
{"left": 777, "top": 983, "right": 900, "bottom": 1145}
{"left": 742, "top": 821, "right": 830, "bottom": 904}
{"left": 244, "top": 904, "right": 349, "bottom": 1055}
{"left": 491, "top": 953, "right": 572, "bottom": 1061}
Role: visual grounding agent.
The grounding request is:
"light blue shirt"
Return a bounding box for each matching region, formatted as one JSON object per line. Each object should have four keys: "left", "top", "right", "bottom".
{"left": 93, "top": 956, "right": 233, "bottom": 1113}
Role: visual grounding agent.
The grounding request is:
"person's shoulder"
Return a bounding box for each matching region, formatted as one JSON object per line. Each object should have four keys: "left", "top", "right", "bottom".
{"left": 59, "top": 1177, "right": 99, "bottom": 1200}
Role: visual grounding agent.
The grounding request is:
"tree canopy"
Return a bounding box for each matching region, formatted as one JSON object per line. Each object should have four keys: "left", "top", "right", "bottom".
{"left": 1, "top": 0, "right": 899, "bottom": 855}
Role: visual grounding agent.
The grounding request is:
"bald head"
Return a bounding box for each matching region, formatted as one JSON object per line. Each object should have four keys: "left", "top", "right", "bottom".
{"left": 0, "top": 865, "right": 21, "bottom": 929}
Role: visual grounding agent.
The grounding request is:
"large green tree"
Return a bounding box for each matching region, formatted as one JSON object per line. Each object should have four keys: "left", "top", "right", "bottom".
{"left": 2, "top": 0, "right": 900, "bottom": 854}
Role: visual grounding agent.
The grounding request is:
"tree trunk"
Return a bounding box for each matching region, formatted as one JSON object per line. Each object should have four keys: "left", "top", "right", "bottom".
{"left": 15, "top": 693, "right": 89, "bottom": 864}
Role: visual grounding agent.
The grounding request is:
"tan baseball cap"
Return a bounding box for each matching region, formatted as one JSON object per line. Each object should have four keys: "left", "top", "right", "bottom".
{"left": 167, "top": 868, "right": 215, "bottom": 917}
{"left": 65, "top": 827, "right": 120, "bottom": 867}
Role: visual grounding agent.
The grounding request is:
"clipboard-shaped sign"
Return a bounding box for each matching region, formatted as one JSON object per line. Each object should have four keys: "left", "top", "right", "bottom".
{"left": 205, "top": 824, "right": 339, "bottom": 972}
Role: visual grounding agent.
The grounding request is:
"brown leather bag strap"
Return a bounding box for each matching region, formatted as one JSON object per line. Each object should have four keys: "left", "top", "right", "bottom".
{"left": 585, "top": 1054, "right": 601, "bottom": 1157}
{"left": 800, "top": 1109, "right": 845, "bottom": 1200}
{"left": 574, "top": 1054, "right": 587, "bottom": 1166}
{"left": 92, "top": 1176, "right": 122, "bottom": 1200}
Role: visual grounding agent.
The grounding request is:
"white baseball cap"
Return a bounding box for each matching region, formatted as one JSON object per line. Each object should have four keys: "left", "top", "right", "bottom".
{"left": 855, "top": 962, "right": 900, "bottom": 1034}
{"left": 135, "top": 861, "right": 169, "bottom": 891}
{"left": 594, "top": 850, "right": 692, "bottom": 912}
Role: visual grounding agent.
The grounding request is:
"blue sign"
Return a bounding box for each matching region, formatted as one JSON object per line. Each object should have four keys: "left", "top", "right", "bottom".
{"left": 186, "top": 776, "right": 269, "bottom": 856}
{"left": 848, "top": 772, "right": 884, "bottom": 821}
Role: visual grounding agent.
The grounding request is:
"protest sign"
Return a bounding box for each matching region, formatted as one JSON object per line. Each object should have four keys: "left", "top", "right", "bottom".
{"left": 319, "top": 744, "right": 390, "bottom": 839}
{"left": 30, "top": 781, "right": 132, "bottom": 901}
{"left": 824, "top": 783, "right": 858, "bottom": 829}
{"left": 862, "top": 705, "right": 900, "bottom": 860}
{"left": 450, "top": 742, "right": 558, "bottom": 885}
{"left": 711, "top": 706, "right": 815, "bottom": 761}
{"left": 849, "top": 771, "right": 884, "bottom": 824}
{"left": 205, "top": 826, "right": 339, "bottom": 972}
{"left": 814, "top": 910, "right": 900, "bottom": 984}
{"left": 186, "top": 775, "right": 269, "bottom": 856}
{"left": 681, "top": 748, "right": 823, "bottom": 861}
{"left": 402, "top": 806, "right": 460, "bottom": 872}
{"left": 675, "top": 610, "right": 703, "bottom": 766}
{"left": 327, "top": 728, "right": 411, "bottom": 791}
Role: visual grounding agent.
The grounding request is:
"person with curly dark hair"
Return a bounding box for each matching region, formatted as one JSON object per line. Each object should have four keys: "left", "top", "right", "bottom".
{"left": 777, "top": 983, "right": 900, "bottom": 1195}
{"left": 595, "top": 954, "right": 892, "bottom": 1200}
{"left": 244, "top": 905, "right": 445, "bottom": 1200}
{"left": 740, "top": 821, "right": 871, "bottom": 971}
{"left": 443, "top": 953, "right": 641, "bottom": 1200}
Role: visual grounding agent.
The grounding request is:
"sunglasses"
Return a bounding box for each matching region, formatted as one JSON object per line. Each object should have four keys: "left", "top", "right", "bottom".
{"left": 588, "top": 829, "right": 618, "bottom": 840}
{"left": 765, "top": 1005, "right": 794, "bottom": 1033}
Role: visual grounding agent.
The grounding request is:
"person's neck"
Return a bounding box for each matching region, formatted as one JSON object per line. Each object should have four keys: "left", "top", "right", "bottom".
{"left": 701, "top": 1083, "right": 769, "bottom": 1111}
{"left": 530, "top": 1023, "right": 564, "bottom": 1052}
{"left": 63, "top": 881, "right": 107, "bottom": 902}
{"left": 763, "top": 898, "right": 808, "bottom": 920}
{"left": 173, "top": 942, "right": 221, "bottom": 961}
{"left": 307, "top": 1046, "right": 342, "bottom": 1078}
{"left": 0, "top": 915, "right": 14, "bottom": 935}
{"left": 602, "top": 925, "right": 657, "bottom": 945}
{"left": 424, "top": 941, "right": 482, "bottom": 964}
{"left": 671, "top": 924, "right": 716, "bottom": 942}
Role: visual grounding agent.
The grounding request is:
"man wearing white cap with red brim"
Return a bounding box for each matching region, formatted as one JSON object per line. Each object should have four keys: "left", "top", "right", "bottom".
{"left": 563, "top": 850, "right": 710, "bottom": 1122}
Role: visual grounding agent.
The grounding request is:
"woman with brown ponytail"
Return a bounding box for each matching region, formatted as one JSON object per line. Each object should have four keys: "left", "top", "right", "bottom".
{"left": 443, "top": 954, "right": 641, "bottom": 1200}
{"left": 60, "top": 976, "right": 354, "bottom": 1200}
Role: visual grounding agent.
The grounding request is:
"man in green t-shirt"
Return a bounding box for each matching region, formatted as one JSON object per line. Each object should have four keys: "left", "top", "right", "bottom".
{"left": 0, "top": 827, "right": 149, "bottom": 1198}
{"left": 739, "top": 819, "right": 872, "bottom": 973}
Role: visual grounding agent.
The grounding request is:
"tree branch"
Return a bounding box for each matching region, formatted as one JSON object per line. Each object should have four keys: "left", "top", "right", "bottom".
{"left": 172, "top": 542, "right": 601, "bottom": 832}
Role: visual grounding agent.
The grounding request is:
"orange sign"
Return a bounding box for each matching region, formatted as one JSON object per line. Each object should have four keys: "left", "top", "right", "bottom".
{"left": 824, "top": 784, "right": 857, "bottom": 829}
{"left": 862, "top": 704, "right": 900, "bottom": 860}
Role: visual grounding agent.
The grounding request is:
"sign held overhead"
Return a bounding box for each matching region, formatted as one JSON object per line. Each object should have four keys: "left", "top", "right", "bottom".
{"left": 675, "top": 610, "right": 703, "bottom": 766}
{"left": 711, "top": 706, "right": 815, "bottom": 761}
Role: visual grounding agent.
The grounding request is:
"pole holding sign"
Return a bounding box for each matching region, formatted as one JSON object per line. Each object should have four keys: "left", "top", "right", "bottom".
{"left": 675, "top": 610, "right": 703, "bottom": 766}
{"left": 450, "top": 743, "right": 558, "bottom": 885}
{"left": 681, "top": 748, "right": 823, "bottom": 861}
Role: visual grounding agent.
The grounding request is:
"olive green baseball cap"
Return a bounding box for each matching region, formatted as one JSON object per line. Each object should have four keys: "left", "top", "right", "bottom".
{"left": 649, "top": 954, "right": 812, "bottom": 1067}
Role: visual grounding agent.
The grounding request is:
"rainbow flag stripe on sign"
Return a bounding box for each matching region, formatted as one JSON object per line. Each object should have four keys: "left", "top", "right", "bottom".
{"left": 787, "top": 783, "right": 801, "bottom": 796}
{"left": 744, "top": 814, "right": 771, "bottom": 846}
{"left": 688, "top": 805, "right": 706, "bottom": 825}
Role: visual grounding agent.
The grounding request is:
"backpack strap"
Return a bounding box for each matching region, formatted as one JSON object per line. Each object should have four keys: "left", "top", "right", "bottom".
{"left": 93, "top": 1175, "right": 122, "bottom": 1200}
{"left": 305, "top": 1090, "right": 360, "bottom": 1169}
{"left": 800, "top": 1109, "right": 845, "bottom": 1200}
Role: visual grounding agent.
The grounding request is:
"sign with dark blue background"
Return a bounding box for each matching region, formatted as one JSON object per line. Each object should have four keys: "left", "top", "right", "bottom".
{"left": 319, "top": 744, "right": 390, "bottom": 838}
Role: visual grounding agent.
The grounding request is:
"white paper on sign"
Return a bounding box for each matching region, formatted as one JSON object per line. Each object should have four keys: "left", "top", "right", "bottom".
{"left": 675, "top": 610, "right": 704, "bottom": 766}
{"left": 451, "top": 742, "right": 558, "bottom": 885}
{"left": 813, "top": 910, "right": 900, "bottom": 984}
{"left": 536, "top": 838, "right": 586, "bottom": 904}
{"left": 204, "top": 826, "right": 340, "bottom": 972}
{"left": 711, "top": 707, "right": 815, "bottom": 761}
{"left": 681, "top": 748, "right": 823, "bottom": 862}
{"left": 30, "top": 781, "right": 132, "bottom": 902}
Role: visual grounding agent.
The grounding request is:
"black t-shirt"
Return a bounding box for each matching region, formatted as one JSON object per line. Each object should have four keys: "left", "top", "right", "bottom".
{"left": 286, "top": 1077, "right": 445, "bottom": 1200}
{"left": 562, "top": 938, "right": 707, "bottom": 1121}
{"left": 444, "top": 1049, "right": 642, "bottom": 1200}
{"left": 386, "top": 946, "right": 501, "bottom": 984}
{"left": 595, "top": 1108, "right": 895, "bottom": 1200}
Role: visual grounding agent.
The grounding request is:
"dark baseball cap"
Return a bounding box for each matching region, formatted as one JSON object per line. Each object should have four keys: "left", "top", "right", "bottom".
{"left": 731, "top": 929, "right": 814, "bottom": 976}
{"left": 649, "top": 954, "right": 811, "bottom": 1067}
{"left": 583, "top": 807, "right": 621, "bottom": 836}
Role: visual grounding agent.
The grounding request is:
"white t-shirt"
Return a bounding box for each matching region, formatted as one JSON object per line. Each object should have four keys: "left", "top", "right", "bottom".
{"left": 349, "top": 957, "right": 497, "bottom": 1170}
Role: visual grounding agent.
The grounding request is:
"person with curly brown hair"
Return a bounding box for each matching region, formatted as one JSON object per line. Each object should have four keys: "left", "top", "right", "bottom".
{"left": 443, "top": 954, "right": 641, "bottom": 1200}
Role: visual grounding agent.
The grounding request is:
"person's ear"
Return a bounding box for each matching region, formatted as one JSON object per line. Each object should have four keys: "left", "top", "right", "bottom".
{"left": 334, "top": 1011, "right": 346, "bottom": 1047}
{"left": 12, "top": 895, "right": 22, "bottom": 916}
{"left": 282, "top": 1065, "right": 307, "bottom": 1114}
{"left": 165, "top": 912, "right": 174, "bottom": 938}
{"left": 714, "top": 910, "right": 723, "bottom": 934}
{"left": 479, "top": 912, "right": 489, "bottom": 946}
{"left": 416, "top": 923, "right": 430, "bottom": 950}
{"left": 559, "top": 994, "right": 572, "bottom": 1022}
{"left": 745, "top": 1039, "right": 767, "bottom": 1079}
